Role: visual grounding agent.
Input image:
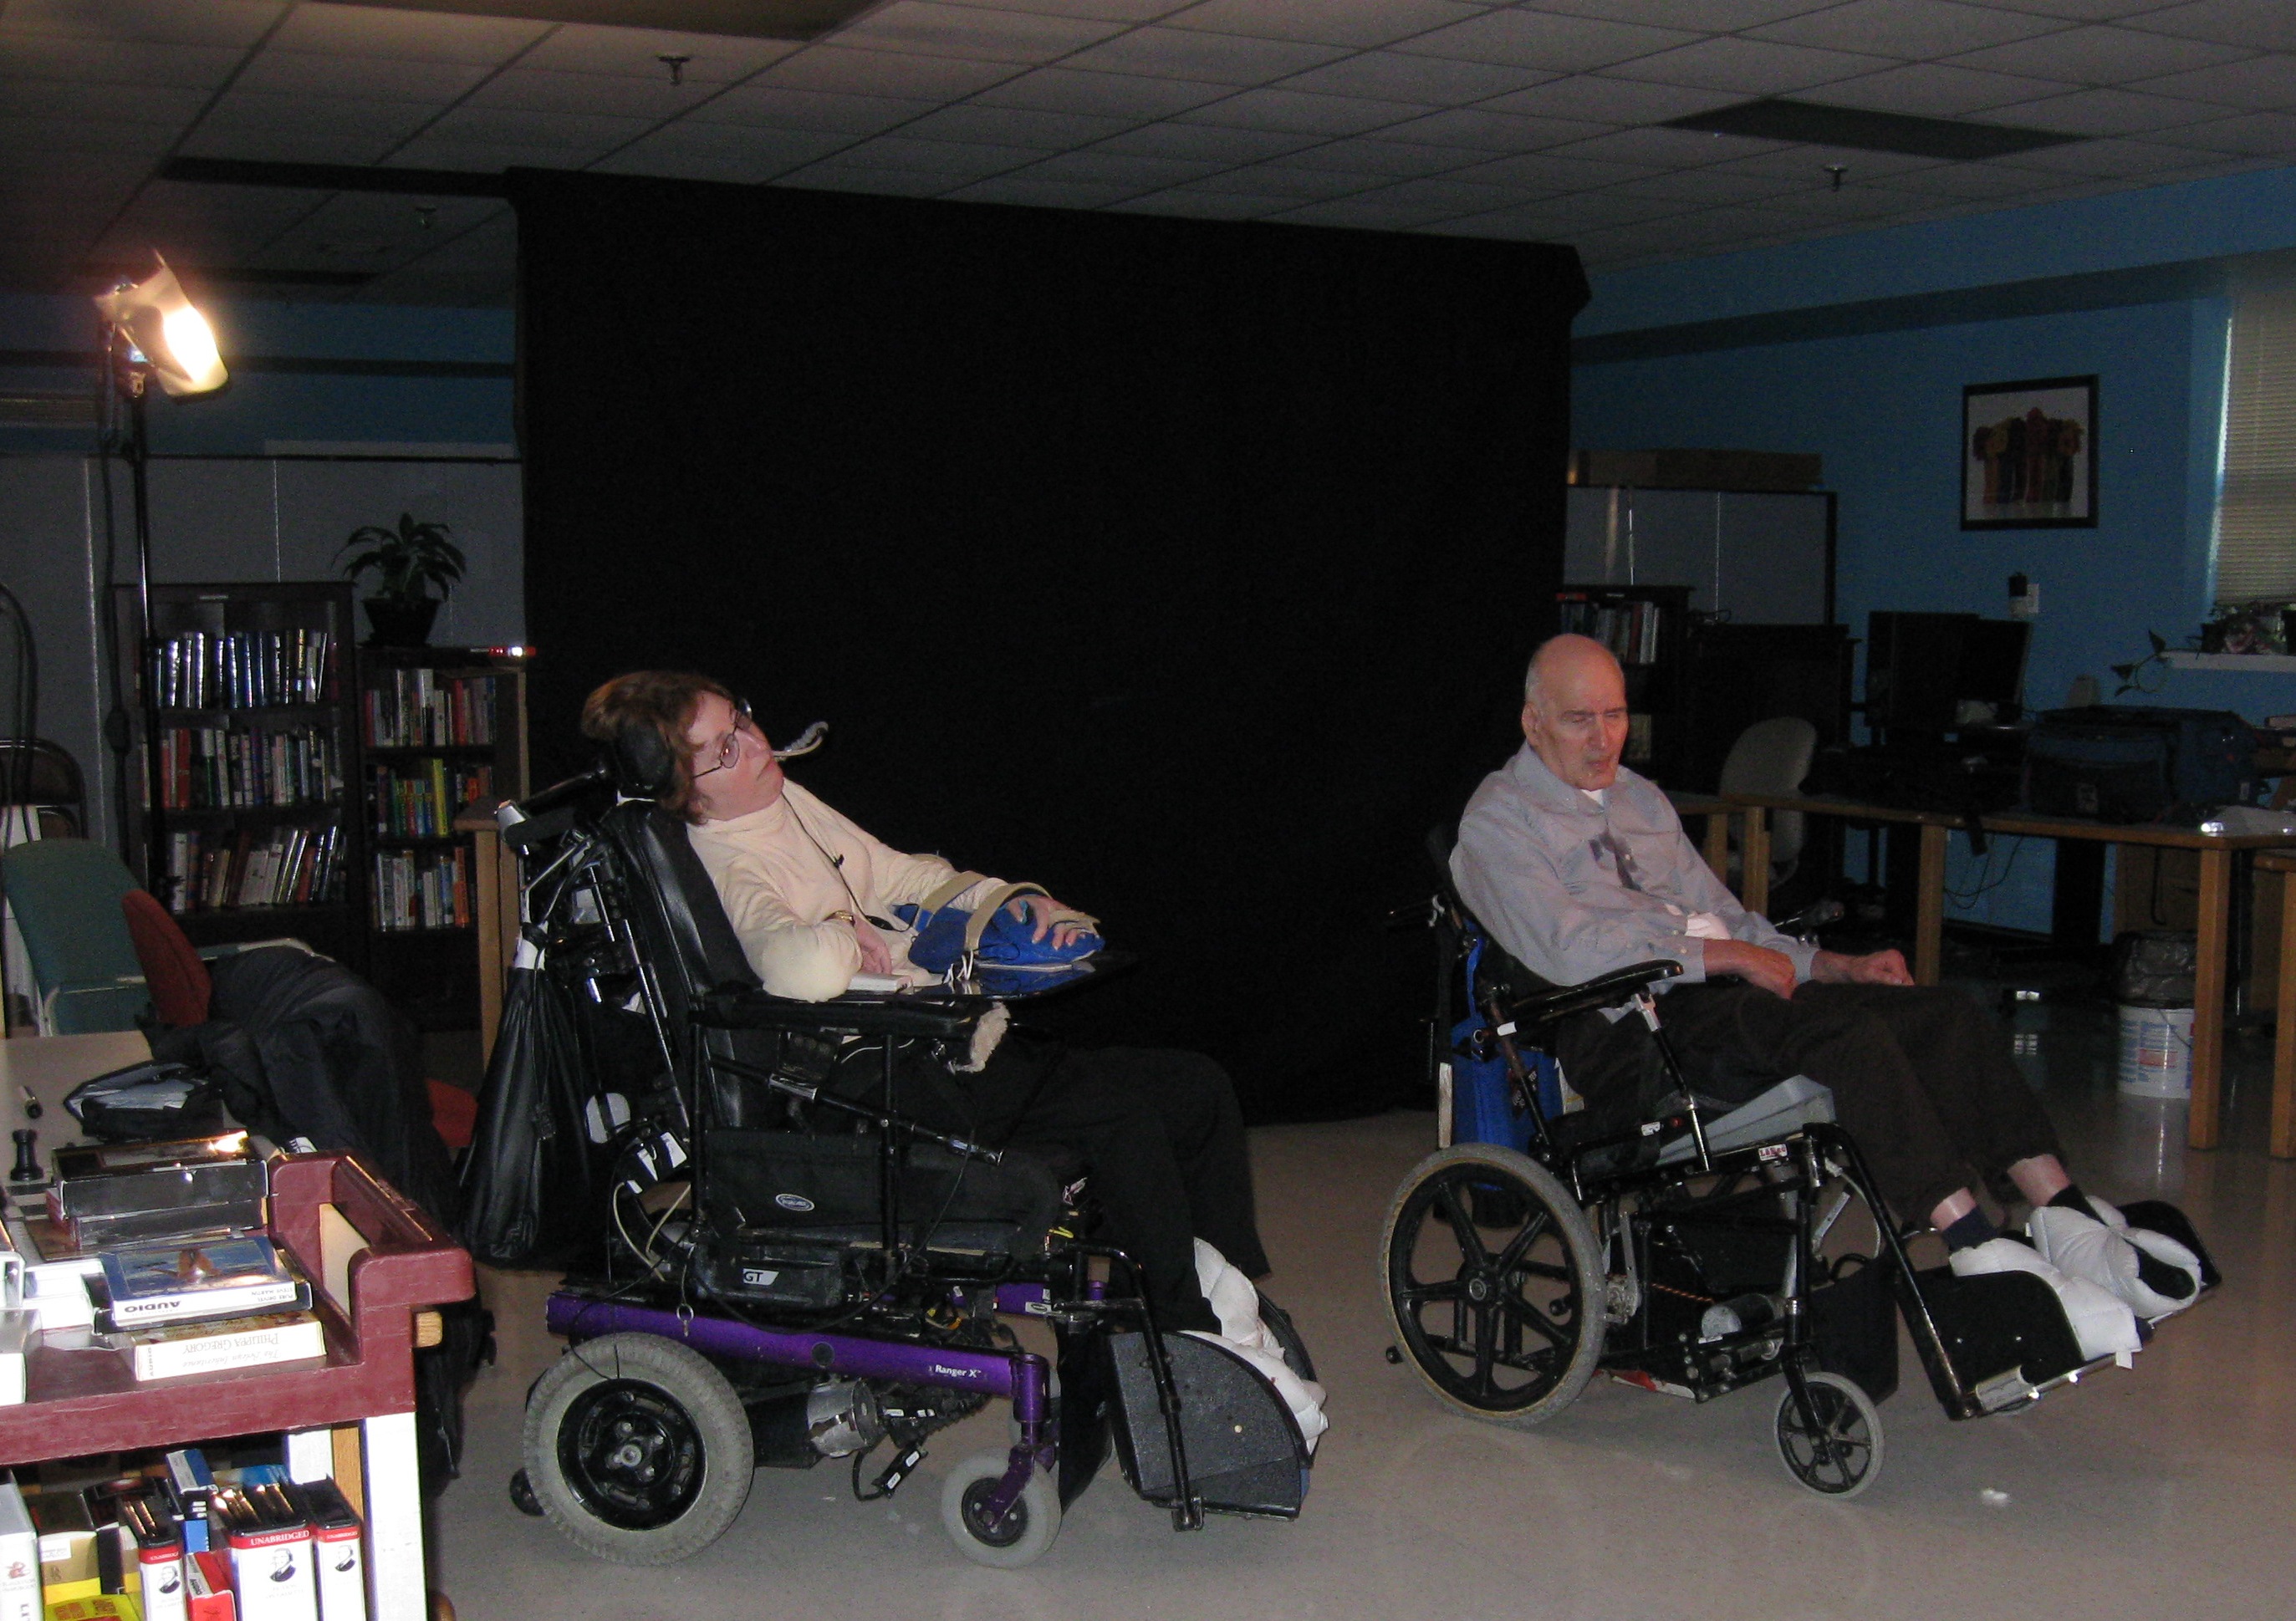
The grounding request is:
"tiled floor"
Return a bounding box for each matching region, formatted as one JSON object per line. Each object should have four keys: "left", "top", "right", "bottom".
{"left": 435, "top": 986, "right": 2294, "bottom": 1620}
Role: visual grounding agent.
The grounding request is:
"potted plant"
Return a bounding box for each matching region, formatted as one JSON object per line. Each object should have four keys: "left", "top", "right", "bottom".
{"left": 337, "top": 512, "right": 466, "bottom": 647}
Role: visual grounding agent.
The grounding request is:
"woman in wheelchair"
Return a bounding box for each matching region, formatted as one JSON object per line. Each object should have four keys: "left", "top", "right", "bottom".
{"left": 580, "top": 670, "right": 1294, "bottom": 1347}
{"left": 1451, "top": 635, "right": 2207, "bottom": 1361}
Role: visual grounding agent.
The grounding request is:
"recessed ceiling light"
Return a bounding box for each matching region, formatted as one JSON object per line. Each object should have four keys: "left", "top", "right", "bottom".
{"left": 1665, "top": 99, "right": 2079, "bottom": 162}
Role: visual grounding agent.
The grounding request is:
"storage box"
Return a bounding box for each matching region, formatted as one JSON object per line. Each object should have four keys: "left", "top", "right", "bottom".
{"left": 29, "top": 1491, "right": 98, "bottom": 1604}
{"left": 214, "top": 1487, "right": 314, "bottom": 1621}
{"left": 48, "top": 1140, "right": 265, "bottom": 1251}
{"left": 0, "top": 1480, "right": 40, "bottom": 1621}
{"left": 288, "top": 1485, "right": 360, "bottom": 1621}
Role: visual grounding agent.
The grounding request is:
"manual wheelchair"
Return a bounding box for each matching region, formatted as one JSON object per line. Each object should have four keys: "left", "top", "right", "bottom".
{"left": 1380, "top": 849, "right": 2217, "bottom": 1497}
{"left": 491, "top": 756, "right": 1316, "bottom": 1567}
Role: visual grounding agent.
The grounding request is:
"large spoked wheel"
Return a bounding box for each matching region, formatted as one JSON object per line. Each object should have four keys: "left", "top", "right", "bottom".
{"left": 1380, "top": 1143, "right": 1605, "bottom": 1425}
{"left": 1776, "top": 1370, "right": 1885, "bottom": 1498}
{"left": 522, "top": 1333, "right": 755, "bottom": 1564}
{"left": 939, "top": 1450, "right": 1062, "bottom": 1568}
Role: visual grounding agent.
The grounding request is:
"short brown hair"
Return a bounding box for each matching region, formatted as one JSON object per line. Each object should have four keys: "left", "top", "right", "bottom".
{"left": 580, "top": 670, "right": 737, "bottom": 823}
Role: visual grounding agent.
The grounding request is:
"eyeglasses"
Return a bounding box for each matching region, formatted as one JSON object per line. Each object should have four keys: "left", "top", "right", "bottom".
{"left": 691, "top": 697, "right": 755, "bottom": 778}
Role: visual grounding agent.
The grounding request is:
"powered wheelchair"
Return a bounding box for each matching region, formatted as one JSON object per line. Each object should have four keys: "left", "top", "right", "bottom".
{"left": 488, "top": 752, "right": 1316, "bottom": 1568}
{"left": 1380, "top": 847, "right": 2217, "bottom": 1497}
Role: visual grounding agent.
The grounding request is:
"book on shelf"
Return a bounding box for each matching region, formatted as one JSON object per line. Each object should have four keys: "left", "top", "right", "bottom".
{"left": 1555, "top": 594, "right": 1664, "bottom": 665}
{"left": 363, "top": 668, "right": 497, "bottom": 750}
{"left": 164, "top": 826, "right": 342, "bottom": 917}
{"left": 368, "top": 846, "right": 470, "bottom": 932}
{"left": 215, "top": 1484, "right": 315, "bottom": 1621}
{"left": 186, "top": 1550, "right": 234, "bottom": 1621}
{"left": 155, "top": 726, "right": 339, "bottom": 812}
{"left": 367, "top": 760, "right": 490, "bottom": 839}
{"left": 145, "top": 630, "right": 335, "bottom": 711}
{"left": 115, "top": 1309, "right": 326, "bottom": 1382}
{"left": 94, "top": 1237, "right": 309, "bottom": 1332}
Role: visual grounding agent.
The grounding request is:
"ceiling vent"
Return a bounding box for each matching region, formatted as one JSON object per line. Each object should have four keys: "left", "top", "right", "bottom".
{"left": 1665, "top": 99, "right": 2079, "bottom": 161}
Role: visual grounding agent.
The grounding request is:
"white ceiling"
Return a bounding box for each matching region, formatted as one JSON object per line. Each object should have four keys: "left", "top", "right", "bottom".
{"left": 6, "top": 0, "right": 2296, "bottom": 305}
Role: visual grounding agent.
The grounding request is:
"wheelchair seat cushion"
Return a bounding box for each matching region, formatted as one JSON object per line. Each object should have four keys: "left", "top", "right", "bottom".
{"left": 1656, "top": 1075, "right": 1835, "bottom": 1165}
{"left": 704, "top": 1128, "right": 1064, "bottom": 1256}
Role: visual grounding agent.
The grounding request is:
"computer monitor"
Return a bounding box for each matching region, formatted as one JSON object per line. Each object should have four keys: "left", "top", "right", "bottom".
{"left": 1865, "top": 611, "right": 2032, "bottom": 737}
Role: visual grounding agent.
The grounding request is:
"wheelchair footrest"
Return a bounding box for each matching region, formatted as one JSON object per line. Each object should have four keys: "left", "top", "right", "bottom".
{"left": 1104, "top": 1332, "right": 1309, "bottom": 1520}
{"left": 1902, "top": 1265, "right": 2087, "bottom": 1416}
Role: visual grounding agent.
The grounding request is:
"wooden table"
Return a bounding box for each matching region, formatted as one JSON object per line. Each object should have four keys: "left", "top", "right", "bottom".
{"left": 456, "top": 808, "right": 521, "bottom": 1063}
{"left": 1697, "top": 793, "right": 2296, "bottom": 1155}
{"left": 2254, "top": 849, "right": 2296, "bottom": 1159}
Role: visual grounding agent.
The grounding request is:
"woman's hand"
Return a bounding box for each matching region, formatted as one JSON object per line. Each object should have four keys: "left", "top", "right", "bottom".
{"left": 847, "top": 914, "right": 894, "bottom": 974}
{"left": 1009, "top": 893, "right": 1096, "bottom": 951}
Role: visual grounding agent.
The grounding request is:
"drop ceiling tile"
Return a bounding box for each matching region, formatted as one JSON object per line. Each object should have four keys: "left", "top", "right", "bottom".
{"left": 1753, "top": 181, "right": 1952, "bottom": 218}
{"left": 1377, "top": 105, "right": 1612, "bottom": 150}
{"left": 1175, "top": 86, "right": 1430, "bottom": 136}
{"left": 945, "top": 173, "right": 1140, "bottom": 207}
{"left": 834, "top": 2, "right": 1127, "bottom": 63}
{"left": 1087, "top": 120, "right": 1322, "bottom": 160}
{"left": 1059, "top": 26, "right": 1348, "bottom": 84}
{"left": 231, "top": 48, "right": 495, "bottom": 102}
{"left": 1748, "top": 0, "right": 2072, "bottom": 58}
{"left": 1950, "top": 24, "right": 2255, "bottom": 84}
{"left": 1472, "top": 189, "right": 1695, "bottom": 228}
{"left": 593, "top": 121, "right": 853, "bottom": 179}
{"left": 1530, "top": 2, "right": 1837, "bottom": 27}
{"left": 1426, "top": 208, "right": 1567, "bottom": 241}
{"left": 757, "top": 44, "right": 1022, "bottom": 99}
{"left": 689, "top": 84, "right": 940, "bottom": 135}
{"left": 1984, "top": 84, "right": 2238, "bottom": 133}
{"left": 1703, "top": 142, "right": 1946, "bottom": 178}
{"left": 2003, "top": 132, "right": 2243, "bottom": 172}
{"left": 1446, "top": 148, "right": 1662, "bottom": 188}
{"left": 2134, "top": 0, "right": 2296, "bottom": 53}
{"left": 1110, "top": 186, "right": 1294, "bottom": 217}
{"left": 811, "top": 132, "right": 1038, "bottom": 176}
{"left": 1883, "top": 161, "right": 2065, "bottom": 195}
{"left": 972, "top": 66, "right": 1235, "bottom": 117}
{"left": 958, "top": 0, "right": 1197, "bottom": 22}
{"left": 513, "top": 25, "right": 803, "bottom": 82}
{"left": 1015, "top": 148, "right": 1225, "bottom": 186}
{"left": 0, "top": 33, "right": 247, "bottom": 89}
{"left": 192, "top": 89, "right": 441, "bottom": 148}
{"left": 1541, "top": 125, "right": 1788, "bottom": 166}
{"left": 0, "top": 1, "right": 283, "bottom": 48}
{"left": 1275, "top": 193, "right": 1463, "bottom": 229}
{"left": 1345, "top": 173, "right": 1524, "bottom": 214}
{"left": 1980, "top": 0, "right": 2197, "bottom": 16}
{"left": 466, "top": 65, "right": 726, "bottom": 119}
{"left": 777, "top": 161, "right": 956, "bottom": 196}
{"left": 1167, "top": 0, "right": 1486, "bottom": 49}
{"left": 900, "top": 102, "right": 1138, "bottom": 148}
{"left": 1602, "top": 166, "right": 1809, "bottom": 203}
{"left": 2135, "top": 57, "right": 2296, "bottom": 111}
{"left": 1477, "top": 73, "right": 1743, "bottom": 123}
{"left": 0, "top": 75, "right": 209, "bottom": 123}
{"left": 1276, "top": 51, "right": 1554, "bottom": 105}
{"left": 1603, "top": 36, "right": 1898, "bottom": 94}
{"left": 1804, "top": 61, "right": 2081, "bottom": 114}
{"left": 1394, "top": 9, "right": 1699, "bottom": 72}
{"left": 419, "top": 104, "right": 655, "bottom": 150}
{"left": 2156, "top": 108, "right": 2296, "bottom": 153}
{"left": 268, "top": 6, "right": 550, "bottom": 65}
{"left": 177, "top": 121, "right": 411, "bottom": 166}
{"left": 1168, "top": 163, "right": 1367, "bottom": 198}
{"left": 1262, "top": 135, "right": 1489, "bottom": 176}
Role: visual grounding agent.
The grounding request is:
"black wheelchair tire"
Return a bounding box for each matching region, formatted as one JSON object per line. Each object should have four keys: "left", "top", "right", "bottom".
{"left": 1775, "top": 1370, "right": 1884, "bottom": 1499}
{"left": 1380, "top": 1144, "right": 1604, "bottom": 1426}
{"left": 522, "top": 1333, "right": 755, "bottom": 1564}
{"left": 939, "top": 1450, "right": 1062, "bottom": 1568}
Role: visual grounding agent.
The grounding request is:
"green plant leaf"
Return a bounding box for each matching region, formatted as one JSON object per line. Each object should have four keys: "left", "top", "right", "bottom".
{"left": 2148, "top": 630, "right": 2166, "bottom": 654}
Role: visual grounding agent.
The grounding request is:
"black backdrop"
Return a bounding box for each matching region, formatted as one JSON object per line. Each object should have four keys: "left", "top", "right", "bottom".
{"left": 511, "top": 171, "right": 1585, "bottom": 1121}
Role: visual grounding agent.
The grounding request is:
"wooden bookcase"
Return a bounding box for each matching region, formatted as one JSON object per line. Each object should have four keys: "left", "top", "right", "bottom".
{"left": 114, "top": 582, "right": 370, "bottom": 969}
{"left": 355, "top": 647, "right": 528, "bottom": 1031}
{"left": 1553, "top": 583, "right": 1693, "bottom": 782}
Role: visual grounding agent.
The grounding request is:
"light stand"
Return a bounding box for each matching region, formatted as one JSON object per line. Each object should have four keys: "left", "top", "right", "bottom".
{"left": 93, "top": 257, "right": 227, "bottom": 900}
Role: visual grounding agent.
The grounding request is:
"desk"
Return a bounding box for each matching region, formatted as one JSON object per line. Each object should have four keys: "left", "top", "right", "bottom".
{"left": 1, "top": 1028, "right": 151, "bottom": 1140}
{"left": 1713, "top": 793, "right": 2296, "bottom": 1154}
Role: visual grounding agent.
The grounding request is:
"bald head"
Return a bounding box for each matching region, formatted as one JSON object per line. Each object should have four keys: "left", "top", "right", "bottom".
{"left": 1522, "top": 634, "right": 1630, "bottom": 791}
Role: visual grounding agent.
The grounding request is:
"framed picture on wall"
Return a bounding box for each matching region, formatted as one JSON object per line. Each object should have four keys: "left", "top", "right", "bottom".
{"left": 1962, "top": 375, "right": 2097, "bottom": 529}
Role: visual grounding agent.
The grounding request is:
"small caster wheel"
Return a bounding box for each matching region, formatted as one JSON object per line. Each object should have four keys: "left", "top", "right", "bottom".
{"left": 1383, "top": 1345, "right": 1401, "bottom": 1364}
{"left": 940, "top": 1451, "right": 1061, "bottom": 1568}
{"left": 508, "top": 1468, "right": 543, "bottom": 1517}
{"left": 1776, "top": 1371, "right": 1884, "bottom": 1498}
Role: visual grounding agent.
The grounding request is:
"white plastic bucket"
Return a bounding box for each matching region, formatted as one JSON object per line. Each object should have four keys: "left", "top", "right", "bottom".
{"left": 2116, "top": 1003, "right": 2194, "bottom": 1100}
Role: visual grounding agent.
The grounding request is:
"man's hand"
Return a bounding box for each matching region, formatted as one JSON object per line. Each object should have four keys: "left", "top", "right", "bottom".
{"left": 1009, "top": 894, "right": 1096, "bottom": 951}
{"left": 847, "top": 914, "right": 894, "bottom": 975}
{"left": 1811, "top": 947, "right": 1913, "bottom": 986}
{"left": 1702, "top": 938, "right": 1799, "bottom": 1000}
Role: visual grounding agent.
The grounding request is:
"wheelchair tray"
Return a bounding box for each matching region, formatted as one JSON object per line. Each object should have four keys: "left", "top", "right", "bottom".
{"left": 1901, "top": 1265, "right": 2094, "bottom": 1416}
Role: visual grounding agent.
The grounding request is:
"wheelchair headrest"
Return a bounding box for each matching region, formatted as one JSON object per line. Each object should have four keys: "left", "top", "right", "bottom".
{"left": 605, "top": 720, "right": 678, "bottom": 800}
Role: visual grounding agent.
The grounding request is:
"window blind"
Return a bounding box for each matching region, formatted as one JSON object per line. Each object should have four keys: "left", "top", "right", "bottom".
{"left": 2215, "top": 279, "right": 2296, "bottom": 603}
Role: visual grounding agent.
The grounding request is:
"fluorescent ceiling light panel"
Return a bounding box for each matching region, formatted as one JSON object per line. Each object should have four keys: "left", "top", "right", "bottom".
{"left": 1666, "top": 98, "right": 2080, "bottom": 160}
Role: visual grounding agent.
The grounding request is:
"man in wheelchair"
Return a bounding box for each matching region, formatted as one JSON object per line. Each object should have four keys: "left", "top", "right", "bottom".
{"left": 579, "top": 670, "right": 1294, "bottom": 1356}
{"left": 1451, "top": 634, "right": 2207, "bottom": 1363}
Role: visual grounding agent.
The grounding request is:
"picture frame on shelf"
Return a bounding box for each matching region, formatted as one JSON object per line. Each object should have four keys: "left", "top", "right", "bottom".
{"left": 1962, "top": 375, "right": 2097, "bottom": 530}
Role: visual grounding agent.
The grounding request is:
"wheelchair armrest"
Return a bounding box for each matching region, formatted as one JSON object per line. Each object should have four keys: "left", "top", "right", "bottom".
{"left": 694, "top": 983, "right": 990, "bottom": 1040}
{"left": 1505, "top": 960, "right": 1681, "bottom": 1027}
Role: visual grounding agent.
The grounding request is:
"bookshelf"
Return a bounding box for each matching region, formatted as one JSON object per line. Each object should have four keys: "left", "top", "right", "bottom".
{"left": 1554, "top": 584, "right": 1693, "bottom": 782}
{"left": 115, "top": 583, "right": 367, "bottom": 968}
{"left": 356, "top": 648, "right": 528, "bottom": 1031}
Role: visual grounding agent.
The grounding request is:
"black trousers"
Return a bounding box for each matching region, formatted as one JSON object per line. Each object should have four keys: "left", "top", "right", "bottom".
{"left": 895, "top": 1032, "right": 1268, "bottom": 1333}
{"left": 1557, "top": 981, "right": 2065, "bottom": 1221}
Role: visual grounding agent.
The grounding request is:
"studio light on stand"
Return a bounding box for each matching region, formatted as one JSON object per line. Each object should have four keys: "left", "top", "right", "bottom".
{"left": 94, "top": 254, "right": 227, "bottom": 897}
